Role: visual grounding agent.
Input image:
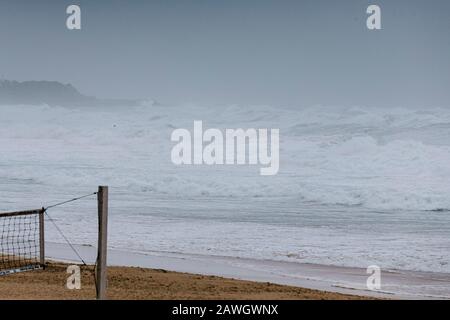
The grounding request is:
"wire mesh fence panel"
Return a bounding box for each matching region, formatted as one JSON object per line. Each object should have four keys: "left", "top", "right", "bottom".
{"left": 0, "top": 210, "right": 43, "bottom": 276}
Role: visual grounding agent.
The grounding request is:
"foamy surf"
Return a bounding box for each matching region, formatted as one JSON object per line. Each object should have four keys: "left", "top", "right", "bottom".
{"left": 1, "top": 103, "right": 450, "bottom": 290}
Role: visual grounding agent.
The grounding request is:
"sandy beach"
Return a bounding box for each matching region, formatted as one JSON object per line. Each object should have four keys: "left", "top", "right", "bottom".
{"left": 0, "top": 262, "right": 367, "bottom": 300}
{"left": 38, "top": 242, "right": 449, "bottom": 300}
{"left": 2, "top": 104, "right": 450, "bottom": 301}
{"left": 2, "top": 0, "right": 450, "bottom": 306}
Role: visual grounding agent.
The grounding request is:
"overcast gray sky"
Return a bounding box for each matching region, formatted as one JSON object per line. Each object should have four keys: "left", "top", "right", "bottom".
{"left": 0, "top": 0, "right": 449, "bottom": 108}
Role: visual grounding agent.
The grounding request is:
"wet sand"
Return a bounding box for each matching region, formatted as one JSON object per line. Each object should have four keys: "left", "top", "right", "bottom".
{"left": 44, "top": 243, "right": 450, "bottom": 299}
{"left": 0, "top": 262, "right": 366, "bottom": 300}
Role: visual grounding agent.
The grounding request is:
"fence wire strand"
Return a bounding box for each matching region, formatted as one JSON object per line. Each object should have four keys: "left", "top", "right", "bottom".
{"left": 1, "top": 191, "right": 97, "bottom": 276}
{"left": 0, "top": 212, "right": 40, "bottom": 275}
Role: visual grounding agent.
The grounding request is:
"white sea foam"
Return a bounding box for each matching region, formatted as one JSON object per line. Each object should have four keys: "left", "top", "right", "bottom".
{"left": 1, "top": 103, "right": 450, "bottom": 275}
{"left": 1, "top": 103, "right": 450, "bottom": 211}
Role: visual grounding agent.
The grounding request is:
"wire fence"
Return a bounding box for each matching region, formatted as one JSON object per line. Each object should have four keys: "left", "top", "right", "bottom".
{"left": 0, "top": 210, "right": 43, "bottom": 276}
{"left": 0, "top": 192, "right": 97, "bottom": 276}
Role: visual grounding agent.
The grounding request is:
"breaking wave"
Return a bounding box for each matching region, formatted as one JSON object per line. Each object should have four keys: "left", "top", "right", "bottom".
{"left": 1, "top": 103, "right": 450, "bottom": 211}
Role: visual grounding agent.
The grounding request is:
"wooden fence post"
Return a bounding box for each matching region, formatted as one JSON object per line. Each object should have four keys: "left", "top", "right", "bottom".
{"left": 39, "top": 209, "right": 45, "bottom": 268}
{"left": 96, "top": 186, "right": 108, "bottom": 300}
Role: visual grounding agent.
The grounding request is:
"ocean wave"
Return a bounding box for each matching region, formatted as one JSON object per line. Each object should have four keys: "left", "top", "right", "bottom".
{"left": 1, "top": 103, "right": 450, "bottom": 211}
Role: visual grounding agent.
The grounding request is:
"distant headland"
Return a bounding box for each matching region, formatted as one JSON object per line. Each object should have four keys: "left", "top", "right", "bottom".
{"left": 0, "top": 80, "right": 142, "bottom": 107}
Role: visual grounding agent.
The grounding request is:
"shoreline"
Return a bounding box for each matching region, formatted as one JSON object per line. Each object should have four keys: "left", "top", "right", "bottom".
{"left": 0, "top": 261, "right": 368, "bottom": 300}
{"left": 44, "top": 242, "right": 450, "bottom": 300}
